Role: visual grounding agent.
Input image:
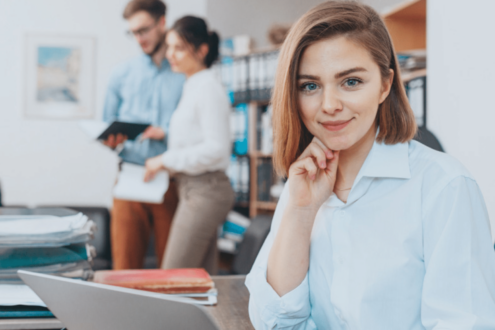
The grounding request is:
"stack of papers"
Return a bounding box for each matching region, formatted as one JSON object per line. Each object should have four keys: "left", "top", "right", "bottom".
{"left": 0, "top": 213, "right": 95, "bottom": 247}
{"left": 0, "top": 213, "right": 96, "bottom": 315}
{"left": 0, "top": 285, "right": 46, "bottom": 307}
{"left": 0, "top": 213, "right": 95, "bottom": 284}
{"left": 113, "top": 163, "right": 169, "bottom": 204}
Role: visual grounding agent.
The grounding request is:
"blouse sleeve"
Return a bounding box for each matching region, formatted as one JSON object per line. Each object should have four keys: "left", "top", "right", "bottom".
{"left": 421, "top": 175, "right": 495, "bottom": 329}
{"left": 245, "top": 184, "right": 317, "bottom": 330}
{"left": 161, "top": 81, "right": 231, "bottom": 175}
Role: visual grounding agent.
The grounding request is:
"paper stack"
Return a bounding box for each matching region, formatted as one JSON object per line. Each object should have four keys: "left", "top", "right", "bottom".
{"left": 0, "top": 213, "right": 96, "bottom": 318}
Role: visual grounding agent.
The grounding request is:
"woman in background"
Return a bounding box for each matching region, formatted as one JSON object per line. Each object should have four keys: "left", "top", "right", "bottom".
{"left": 144, "top": 16, "right": 234, "bottom": 275}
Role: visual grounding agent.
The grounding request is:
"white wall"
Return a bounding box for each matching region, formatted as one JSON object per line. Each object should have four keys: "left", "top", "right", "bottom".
{"left": 0, "top": 0, "right": 206, "bottom": 208}
{"left": 206, "top": 0, "right": 327, "bottom": 49}
{"left": 360, "top": 0, "right": 404, "bottom": 13}
{"left": 428, "top": 0, "right": 495, "bottom": 239}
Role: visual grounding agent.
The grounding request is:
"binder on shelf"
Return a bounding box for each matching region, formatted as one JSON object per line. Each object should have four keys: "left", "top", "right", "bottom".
{"left": 226, "top": 155, "right": 250, "bottom": 203}
{"left": 257, "top": 158, "right": 273, "bottom": 202}
{"left": 239, "top": 157, "right": 250, "bottom": 202}
{"left": 406, "top": 76, "right": 426, "bottom": 127}
{"left": 233, "top": 103, "right": 249, "bottom": 155}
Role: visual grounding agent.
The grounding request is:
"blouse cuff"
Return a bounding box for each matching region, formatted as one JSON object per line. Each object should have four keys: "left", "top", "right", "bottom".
{"left": 246, "top": 265, "right": 311, "bottom": 328}
{"left": 162, "top": 150, "right": 178, "bottom": 172}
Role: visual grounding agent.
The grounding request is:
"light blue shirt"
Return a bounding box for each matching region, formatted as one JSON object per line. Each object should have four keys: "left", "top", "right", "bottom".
{"left": 103, "top": 55, "right": 185, "bottom": 165}
{"left": 246, "top": 140, "right": 495, "bottom": 329}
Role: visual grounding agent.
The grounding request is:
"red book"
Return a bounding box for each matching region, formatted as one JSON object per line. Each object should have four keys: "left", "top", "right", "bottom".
{"left": 93, "top": 268, "right": 214, "bottom": 294}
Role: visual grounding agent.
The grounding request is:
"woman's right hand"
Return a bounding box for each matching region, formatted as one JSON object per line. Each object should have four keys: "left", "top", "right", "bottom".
{"left": 287, "top": 137, "right": 339, "bottom": 210}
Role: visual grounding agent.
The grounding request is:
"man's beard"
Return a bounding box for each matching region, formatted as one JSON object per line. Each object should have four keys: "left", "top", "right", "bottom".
{"left": 145, "top": 33, "right": 165, "bottom": 57}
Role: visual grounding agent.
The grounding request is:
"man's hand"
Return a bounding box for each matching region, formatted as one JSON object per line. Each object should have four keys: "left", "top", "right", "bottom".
{"left": 103, "top": 133, "right": 127, "bottom": 149}
{"left": 141, "top": 126, "right": 165, "bottom": 141}
{"left": 144, "top": 155, "right": 166, "bottom": 182}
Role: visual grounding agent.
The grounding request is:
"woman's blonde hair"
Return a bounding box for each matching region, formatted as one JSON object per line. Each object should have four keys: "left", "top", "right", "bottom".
{"left": 272, "top": 1, "right": 417, "bottom": 176}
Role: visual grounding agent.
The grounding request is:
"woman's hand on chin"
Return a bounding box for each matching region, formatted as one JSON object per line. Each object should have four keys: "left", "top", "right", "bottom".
{"left": 288, "top": 137, "right": 339, "bottom": 211}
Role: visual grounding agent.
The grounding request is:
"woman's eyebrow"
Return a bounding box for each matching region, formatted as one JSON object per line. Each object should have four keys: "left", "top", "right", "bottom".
{"left": 297, "top": 74, "right": 319, "bottom": 80}
{"left": 335, "top": 67, "right": 367, "bottom": 79}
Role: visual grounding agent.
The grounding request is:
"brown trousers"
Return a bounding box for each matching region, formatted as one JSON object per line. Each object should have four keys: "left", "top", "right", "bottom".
{"left": 161, "top": 171, "right": 235, "bottom": 275}
{"left": 111, "top": 181, "right": 179, "bottom": 270}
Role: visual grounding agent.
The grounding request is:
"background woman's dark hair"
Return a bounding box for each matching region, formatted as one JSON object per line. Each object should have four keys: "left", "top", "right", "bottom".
{"left": 171, "top": 16, "right": 219, "bottom": 68}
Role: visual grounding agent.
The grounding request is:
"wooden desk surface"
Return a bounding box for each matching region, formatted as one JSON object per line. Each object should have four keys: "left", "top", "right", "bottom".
{"left": 206, "top": 275, "right": 254, "bottom": 330}
{"left": 0, "top": 275, "right": 252, "bottom": 330}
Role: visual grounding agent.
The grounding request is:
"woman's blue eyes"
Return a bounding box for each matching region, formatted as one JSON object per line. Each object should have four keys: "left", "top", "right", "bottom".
{"left": 301, "top": 83, "right": 318, "bottom": 91}
{"left": 299, "top": 78, "right": 362, "bottom": 93}
{"left": 345, "top": 78, "right": 360, "bottom": 87}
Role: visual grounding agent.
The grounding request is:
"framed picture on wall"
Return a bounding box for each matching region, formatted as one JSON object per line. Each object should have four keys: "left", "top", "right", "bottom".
{"left": 24, "top": 34, "right": 96, "bottom": 119}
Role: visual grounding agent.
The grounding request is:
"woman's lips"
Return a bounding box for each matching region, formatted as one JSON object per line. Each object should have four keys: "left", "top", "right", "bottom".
{"left": 321, "top": 119, "right": 353, "bottom": 132}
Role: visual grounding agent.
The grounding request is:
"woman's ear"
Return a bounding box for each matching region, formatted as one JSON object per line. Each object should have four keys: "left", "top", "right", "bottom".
{"left": 379, "top": 69, "right": 394, "bottom": 104}
{"left": 197, "top": 43, "right": 209, "bottom": 63}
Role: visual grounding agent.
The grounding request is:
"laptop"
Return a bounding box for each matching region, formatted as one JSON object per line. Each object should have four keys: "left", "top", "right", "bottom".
{"left": 18, "top": 270, "right": 220, "bottom": 330}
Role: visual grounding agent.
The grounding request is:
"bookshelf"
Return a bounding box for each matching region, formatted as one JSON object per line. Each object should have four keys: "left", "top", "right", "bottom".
{"left": 382, "top": 0, "right": 426, "bottom": 52}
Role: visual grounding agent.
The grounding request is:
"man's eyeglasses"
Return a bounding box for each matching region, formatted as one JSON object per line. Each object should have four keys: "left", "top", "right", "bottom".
{"left": 126, "top": 21, "right": 159, "bottom": 38}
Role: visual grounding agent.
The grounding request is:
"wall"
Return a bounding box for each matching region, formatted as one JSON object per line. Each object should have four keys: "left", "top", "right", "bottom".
{"left": 206, "top": 0, "right": 327, "bottom": 49}
{"left": 428, "top": 0, "right": 495, "bottom": 239}
{"left": 361, "top": 0, "right": 405, "bottom": 13}
{"left": 0, "top": 0, "right": 206, "bottom": 208}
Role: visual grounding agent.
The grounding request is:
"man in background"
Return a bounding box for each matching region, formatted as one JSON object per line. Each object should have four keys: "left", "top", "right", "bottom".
{"left": 103, "top": 0, "right": 184, "bottom": 270}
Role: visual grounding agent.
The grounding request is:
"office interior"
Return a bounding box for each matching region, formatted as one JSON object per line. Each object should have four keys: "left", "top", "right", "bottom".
{"left": 0, "top": 0, "right": 494, "bottom": 328}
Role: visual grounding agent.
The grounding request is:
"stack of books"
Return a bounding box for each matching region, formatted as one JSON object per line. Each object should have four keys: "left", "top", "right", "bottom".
{"left": 94, "top": 268, "right": 217, "bottom": 305}
{"left": 0, "top": 213, "right": 96, "bottom": 318}
{"left": 217, "top": 211, "right": 251, "bottom": 254}
{"left": 397, "top": 49, "right": 426, "bottom": 72}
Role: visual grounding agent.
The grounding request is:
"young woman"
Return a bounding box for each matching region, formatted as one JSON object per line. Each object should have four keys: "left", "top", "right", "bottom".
{"left": 246, "top": 2, "right": 495, "bottom": 329}
{"left": 144, "top": 16, "right": 234, "bottom": 275}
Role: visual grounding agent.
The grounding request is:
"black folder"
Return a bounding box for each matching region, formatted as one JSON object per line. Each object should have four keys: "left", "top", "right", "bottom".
{"left": 97, "top": 121, "right": 150, "bottom": 141}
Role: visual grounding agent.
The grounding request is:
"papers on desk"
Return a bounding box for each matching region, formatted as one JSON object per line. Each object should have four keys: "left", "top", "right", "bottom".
{"left": 0, "top": 213, "right": 96, "bottom": 248}
{"left": 172, "top": 288, "right": 218, "bottom": 306}
{"left": 0, "top": 212, "right": 96, "bottom": 316}
{"left": 0, "top": 261, "right": 93, "bottom": 284}
{"left": 0, "top": 285, "right": 46, "bottom": 307}
{"left": 113, "top": 163, "right": 169, "bottom": 204}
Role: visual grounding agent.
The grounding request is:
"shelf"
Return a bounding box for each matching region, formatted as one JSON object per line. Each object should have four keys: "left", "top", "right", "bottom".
{"left": 250, "top": 151, "right": 273, "bottom": 158}
{"left": 401, "top": 68, "right": 427, "bottom": 83}
{"left": 234, "top": 201, "right": 250, "bottom": 208}
{"left": 382, "top": 0, "right": 426, "bottom": 52}
{"left": 254, "top": 201, "right": 278, "bottom": 211}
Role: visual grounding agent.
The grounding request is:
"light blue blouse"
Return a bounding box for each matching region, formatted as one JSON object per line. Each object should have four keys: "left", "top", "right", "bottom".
{"left": 246, "top": 140, "right": 495, "bottom": 329}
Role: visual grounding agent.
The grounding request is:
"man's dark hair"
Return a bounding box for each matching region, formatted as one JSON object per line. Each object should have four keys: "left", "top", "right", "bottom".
{"left": 123, "top": 0, "right": 166, "bottom": 21}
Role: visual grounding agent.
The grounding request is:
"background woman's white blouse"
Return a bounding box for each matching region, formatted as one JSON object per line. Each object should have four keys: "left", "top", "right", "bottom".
{"left": 162, "top": 69, "right": 231, "bottom": 175}
{"left": 246, "top": 140, "right": 495, "bottom": 330}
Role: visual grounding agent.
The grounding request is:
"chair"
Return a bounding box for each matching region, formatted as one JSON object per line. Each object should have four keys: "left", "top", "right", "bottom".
{"left": 413, "top": 126, "right": 444, "bottom": 152}
{"left": 231, "top": 214, "right": 273, "bottom": 275}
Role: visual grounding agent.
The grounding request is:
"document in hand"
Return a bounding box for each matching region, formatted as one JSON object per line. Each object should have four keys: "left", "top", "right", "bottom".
{"left": 113, "top": 163, "right": 169, "bottom": 204}
{"left": 78, "top": 120, "right": 150, "bottom": 141}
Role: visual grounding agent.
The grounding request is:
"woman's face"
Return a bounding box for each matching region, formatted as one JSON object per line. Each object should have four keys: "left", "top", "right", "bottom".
{"left": 297, "top": 36, "right": 393, "bottom": 151}
{"left": 165, "top": 30, "right": 207, "bottom": 75}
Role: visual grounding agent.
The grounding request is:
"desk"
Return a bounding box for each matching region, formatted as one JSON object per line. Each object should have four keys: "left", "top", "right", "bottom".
{"left": 0, "top": 275, "right": 253, "bottom": 330}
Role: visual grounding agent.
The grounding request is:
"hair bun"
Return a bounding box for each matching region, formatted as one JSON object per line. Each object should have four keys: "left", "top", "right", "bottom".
{"left": 206, "top": 31, "right": 220, "bottom": 67}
